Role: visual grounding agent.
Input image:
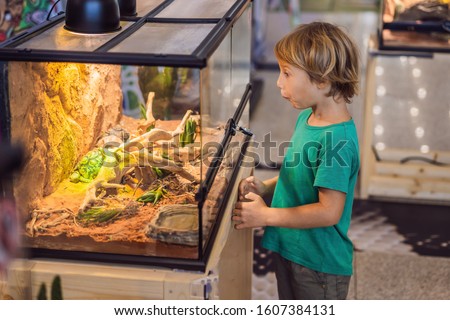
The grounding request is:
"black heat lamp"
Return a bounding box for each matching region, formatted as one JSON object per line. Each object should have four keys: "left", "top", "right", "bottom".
{"left": 118, "top": 0, "right": 137, "bottom": 17}
{"left": 64, "top": 0, "right": 121, "bottom": 34}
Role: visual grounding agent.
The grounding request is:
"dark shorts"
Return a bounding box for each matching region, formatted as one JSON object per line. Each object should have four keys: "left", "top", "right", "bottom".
{"left": 274, "top": 252, "right": 351, "bottom": 300}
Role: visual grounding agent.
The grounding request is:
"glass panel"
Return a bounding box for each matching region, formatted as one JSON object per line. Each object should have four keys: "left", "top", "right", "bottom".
{"left": 156, "top": 0, "right": 237, "bottom": 19}
{"left": 136, "top": 0, "right": 165, "bottom": 16}
{"left": 15, "top": 21, "right": 132, "bottom": 51}
{"left": 7, "top": 61, "right": 204, "bottom": 261}
{"left": 231, "top": 7, "right": 251, "bottom": 128}
{"left": 200, "top": 32, "right": 231, "bottom": 129}
{"left": 109, "top": 23, "right": 214, "bottom": 55}
{"left": 201, "top": 124, "right": 248, "bottom": 249}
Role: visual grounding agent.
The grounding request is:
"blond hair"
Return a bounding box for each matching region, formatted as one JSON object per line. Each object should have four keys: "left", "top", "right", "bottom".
{"left": 274, "top": 22, "right": 360, "bottom": 103}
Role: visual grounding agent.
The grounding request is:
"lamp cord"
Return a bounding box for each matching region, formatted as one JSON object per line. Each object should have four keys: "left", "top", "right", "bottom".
{"left": 371, "top": 145, "right": 450, "bottom": 166}
{"left": 46, "top": 0, "right": 63, "bottom": 21}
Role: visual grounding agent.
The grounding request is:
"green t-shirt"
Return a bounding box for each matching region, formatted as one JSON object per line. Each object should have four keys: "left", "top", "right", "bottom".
{"left": 261, "top": 108, "right": 360, "bottom": 275}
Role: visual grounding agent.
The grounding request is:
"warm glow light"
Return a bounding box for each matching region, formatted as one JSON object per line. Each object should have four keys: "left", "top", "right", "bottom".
{"left": 412, "top": 68, "right": 422, "bottom": 78}
{"left": 420, "top": 145, "right": 430, "bottom": 153}
{"left": 91, "top": 69, "right": 100, "bottom": 81}
{"left": 373, "top": 105, "right": 382, "bottom": 115}
{"left": 375, "top": 66, "right": 384, "bottom": 76}
{"left": 410, "top": 107, "right": 419, "bottom": 117}
{"left": 375, "top": 142, "right": 386, "bottom": 151}
{"left": 415, "top": 127, "right": 424, "bottom": 138}
{"left": 417, "top": 88, "right": 427, "bottom": 99}
{"left": 374, "top": 125, "right": 384, "bottom": 136}
{"left": 376, "top": 86, "right": 386, "bottom": 97}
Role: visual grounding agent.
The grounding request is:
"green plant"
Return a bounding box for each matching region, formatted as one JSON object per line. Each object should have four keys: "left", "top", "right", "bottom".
{"left": 77, "top": 207, "right": 122, "bottom": 224}
{"left": 51, "top": 276, "right": 63, "bottom": 300}
{"left": 179, "top": 119, "right": 197, "bottom": 147}
{"left": 137, "top": 186, "right": 167, "bottom": 204}
{"left": 36, "top": 275, "right": 63, "bottom": 300}
{"left": 37, "top": 283, "right": 47, "bottom": 300}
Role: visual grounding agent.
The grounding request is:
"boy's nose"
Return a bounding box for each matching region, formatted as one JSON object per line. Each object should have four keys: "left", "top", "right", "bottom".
{"left": 276, "top": 75, "right": 282, "bottom": 89}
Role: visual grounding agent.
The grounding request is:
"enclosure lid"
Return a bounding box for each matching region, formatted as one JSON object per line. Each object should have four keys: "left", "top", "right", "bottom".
{"left": 155, "top": 0, "right": 239, "bottom": 19}
{"left": 136, "top": 0, "right": 166, "bottom": 17}
{"left": 109, "top": 23, "right": 215, "bottom": 55}
{"left": 0, "top": 0, "right": 250, "bottom": 67}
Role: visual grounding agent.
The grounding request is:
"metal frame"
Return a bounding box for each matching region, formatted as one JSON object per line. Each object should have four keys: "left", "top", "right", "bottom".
{"left": 0, "top": 0, "right": 251, "bottom": 68}
{"left": 197, "top": 84, "right": 252, "bottom": 260}
{"left": 0, "top": 62, "right": 10, "bottom": 143}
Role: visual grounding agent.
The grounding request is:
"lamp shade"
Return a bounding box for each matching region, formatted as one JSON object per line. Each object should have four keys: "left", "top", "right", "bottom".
{"left": 118, "top": 0, "right": 137, "bottom": 17}
{"left": 65, "top": 0, "right": 121, "bottom": 34}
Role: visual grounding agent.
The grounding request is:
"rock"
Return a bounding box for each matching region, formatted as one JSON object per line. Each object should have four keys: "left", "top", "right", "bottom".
{"left": 8, "top": 62, "right": 122, "bottom": 219}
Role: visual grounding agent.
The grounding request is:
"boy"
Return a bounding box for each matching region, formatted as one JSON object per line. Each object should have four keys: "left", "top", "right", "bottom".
{"left": 233, "top": 22, "right": 360, "bottom": 300}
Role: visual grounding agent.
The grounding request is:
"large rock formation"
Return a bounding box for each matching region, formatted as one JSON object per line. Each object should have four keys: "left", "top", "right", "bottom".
{"left": 8, "top": 62, "right": 122, "bottom": 218}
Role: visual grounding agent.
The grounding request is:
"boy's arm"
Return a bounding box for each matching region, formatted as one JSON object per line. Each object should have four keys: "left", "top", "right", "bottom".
{"left": 236, "top": 187, "right": 346, "bottom": 229}
{"left": 265, "top": 187, "right": 346, "bottom": 228}
{"left": 262, "top": 176, "right": 278, "bottom": 197}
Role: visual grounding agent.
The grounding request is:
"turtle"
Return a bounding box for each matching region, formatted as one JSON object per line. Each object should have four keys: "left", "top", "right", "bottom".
{"left": 70, "top": 148, "right": 105, "bottom": 183}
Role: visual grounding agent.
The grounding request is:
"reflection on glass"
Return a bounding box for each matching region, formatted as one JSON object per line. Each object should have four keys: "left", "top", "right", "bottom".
{"left": 15, "top": 21, "right": 131, "bottom": 51}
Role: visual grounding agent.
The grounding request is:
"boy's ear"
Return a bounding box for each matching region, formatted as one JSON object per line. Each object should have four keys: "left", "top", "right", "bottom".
{"left": 316, "top": 80, "right": 329, "bottom": 90}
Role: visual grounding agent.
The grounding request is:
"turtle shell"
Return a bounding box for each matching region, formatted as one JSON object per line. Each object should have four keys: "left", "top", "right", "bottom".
{"left": 70, "top": 148, "right": 105, "bottom": 183}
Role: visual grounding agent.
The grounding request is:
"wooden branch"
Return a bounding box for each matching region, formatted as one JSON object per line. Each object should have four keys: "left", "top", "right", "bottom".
{"left": 172, "top": 110, "right": 193, "bottom": 137}
{"left": 129, "top": 151, "right": 199, "bottom": 183}
{"left": 122, "top": 129, "right": 173, "bottom": 151}
{"left": 146, "top": 92, "right": 156, "bottom": 124}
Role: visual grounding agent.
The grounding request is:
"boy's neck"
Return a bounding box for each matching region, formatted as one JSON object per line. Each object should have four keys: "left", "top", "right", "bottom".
{"left": 308, "top": 100, "right": 351, "bottom": 126}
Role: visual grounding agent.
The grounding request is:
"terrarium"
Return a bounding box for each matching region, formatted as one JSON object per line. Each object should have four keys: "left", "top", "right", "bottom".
{"left": 0, "top": 0, "right": 252, "bottom": 271}
{"left": 380, "top": 0, "right": 450, "bottom": 52}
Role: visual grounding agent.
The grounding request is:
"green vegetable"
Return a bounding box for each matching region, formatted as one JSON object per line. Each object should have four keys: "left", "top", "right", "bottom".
{"left": 152, "top": 167, "right": 163, "bottom": 177}
{"left": 139, "top": 102, "right": 147, "bottom": 120}
{"left": 77, "top": 207, "right": 122, "bottom": 224}
{"left": 137, "top": 186, "right": 167, "bottom": 205}
{"left": 179, "top": 119, "right": 197, "bottom": 147}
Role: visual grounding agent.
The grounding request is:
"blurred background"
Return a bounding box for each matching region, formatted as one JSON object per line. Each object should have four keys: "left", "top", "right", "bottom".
{"left": 250, "top": 0, "right": 450, "bottom": 300}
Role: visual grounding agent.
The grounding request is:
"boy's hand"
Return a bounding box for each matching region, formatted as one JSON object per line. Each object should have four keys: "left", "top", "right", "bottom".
{"left": 233, "top": 192, "right": 269, "bottom": 229}
{"left": 238, "top": 176, "right": 266, "bottom": 200}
